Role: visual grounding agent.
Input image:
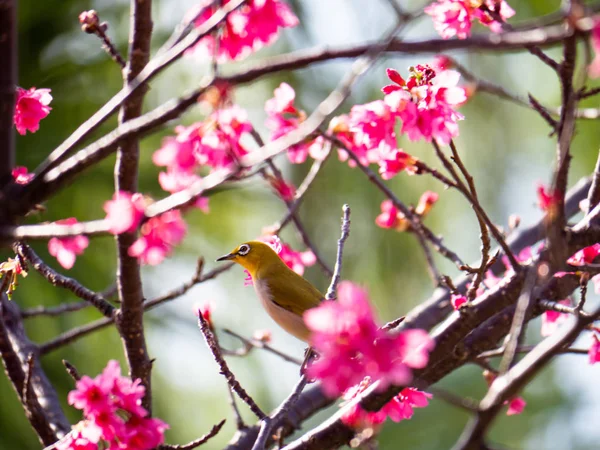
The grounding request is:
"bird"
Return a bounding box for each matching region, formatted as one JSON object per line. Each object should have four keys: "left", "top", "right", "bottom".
{"left": 217, "top": 241, "right": 323, "bottom": 343}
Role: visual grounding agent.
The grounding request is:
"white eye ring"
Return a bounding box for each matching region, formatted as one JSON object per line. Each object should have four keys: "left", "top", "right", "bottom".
{"left": 238, "top": 244, "right": 250, "bottom": 256}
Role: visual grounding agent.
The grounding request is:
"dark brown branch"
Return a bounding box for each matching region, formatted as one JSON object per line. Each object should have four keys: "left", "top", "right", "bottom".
{"left": 14, "top": 242, "right": 115, "bottom": 318}
{"left": 455, "top": 304, "right": 600, "bottom": 450}
{"left": 113, "top": 0, "right": 153, "bottom": 412}
{"left": 0, "top": 0, "right": 16, "bottom": 186}
{"left": 160, "top": 419, "right": 226, "bottom": 450}
{"left": 0, "top": 297, "right": 70, "bottom": 444}
{"left": 586, "top": 150, "right": 600, "bottom": 218}
{"left": 198, "top": 313, "right": 266, "bottom": 420}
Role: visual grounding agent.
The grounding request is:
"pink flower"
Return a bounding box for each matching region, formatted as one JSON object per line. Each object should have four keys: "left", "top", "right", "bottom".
{"left": 341, "top": 378, "right": 432, "bottom": 428}
{"left": 348, "top": 100, "right": 397, "bottom": 154}
{"left": 589, "top": 334, "right": 600, "bottom": 365}
{"left": 103, "top": 191, "right": 146, "bottom": 235}
{"left": 375, "top": 200, "right": 404, "bottom": 230}
{"left": 153, "top": 135, "right": 197, "bottom": 174}
{"left": 195, "top": 106, "right": 253, "bottom": 170}
{"left": 541, "top": 299, "right": 570, "bottom": 337}
{"left": 537, "top": 183, "right": 560, "bottom": 213}
{"left": 506, "top": 397, "right": 526, "bottom": 416}
{"left": 266, "top": 174, "right": 296, "bottom": 201}
{"left": 13, "top": 87, "right": 52, "bottom": 135}
{"left": 326, "top": 114, "right": 372, "bottom": 168}
{"left": 425, "top": 0, "right": 514, "bottom": 40}
{"left": 304, "top": 282, "right": 434, "bottom": 397}
{"left": 55, "top": 430, "right": 97, "bottom": 450}
{"left": 186, "top": 0, "right": 298, "bottom": 62}
{"left": 566, "top": 244, "right": 600, "bottom": 266}
{"left": 451, "top": 294, "right": 467, "bottom": 310}
{"left": 194, "top": 299, "right": 216, "bottom": 328}
{"left": 378, "top": 149, "right": 418, "bottom": 180}
{"left": 385, "top": 65, "right": 465, "bottom": 145}
{"left": 589, "top": 19, "right": 600, "bottom": 78}
{"left": 48, "top": 218, "right": 89, "bottom": 269}
{"left": 12, "top": 166, "right": 34, "bottom": 185}
{"left": 261, "top": 235, "right": 316, "bottom": 275}
{"left": 415, "top": 191, "right": 439, "bottom": 216}
{"left": 62, "top": 360, "right": 168, "bottom": 450}
{"left": 265, "top": 83, "right": 323, "bottom": 164}
{"left": 128, "top": 210, "right": 187, "bottom": 265}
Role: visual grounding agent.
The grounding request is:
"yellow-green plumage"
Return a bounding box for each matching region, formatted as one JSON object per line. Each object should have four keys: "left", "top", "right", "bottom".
{"left": 217, "top": 241, "right": 323, "bottom": 342}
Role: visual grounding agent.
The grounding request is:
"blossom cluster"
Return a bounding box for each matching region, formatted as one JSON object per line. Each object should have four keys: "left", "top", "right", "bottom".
{"left": 340, "top": 377, "right": 432, "bottom": 429}
{"left": 186, "top": 0, "right": 298, "bottom": 62}
{"left": 425, "top": 0, "right": 514, "bottom": 39}
{"left": 304, "top": 282, "right": 434, "bottom": 397}
{"left": 56, "top": 361, "right": 168, "bottom": 450}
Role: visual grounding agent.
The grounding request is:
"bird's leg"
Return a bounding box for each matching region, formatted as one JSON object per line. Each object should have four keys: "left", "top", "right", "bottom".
{"left": 300, "top": 347, "right": 316, "bottom": 377}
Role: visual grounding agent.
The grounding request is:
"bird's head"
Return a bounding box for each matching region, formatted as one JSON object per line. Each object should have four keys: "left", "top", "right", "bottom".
{"left": 216, "top": 241, "right": 281, "bottom": 276}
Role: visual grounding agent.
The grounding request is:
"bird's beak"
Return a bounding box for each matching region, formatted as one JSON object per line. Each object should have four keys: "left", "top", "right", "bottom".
{"left": 216, "top": 252, "right": 236, "bottom": 262}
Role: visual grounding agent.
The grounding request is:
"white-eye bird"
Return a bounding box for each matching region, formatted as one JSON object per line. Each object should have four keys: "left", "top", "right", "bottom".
{"left": 217, "top": 241, "right": 323, "bottom": 342}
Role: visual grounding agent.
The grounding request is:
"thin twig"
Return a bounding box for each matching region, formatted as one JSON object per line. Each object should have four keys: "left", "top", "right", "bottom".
{"left": 160, "top": 419, "right": 227, "bottom": 450}
{"left": 14, "top": 242, "right": 115, "bottom": 319}
{"left": 325, "top": 205, "right": 351, "bottom": 300}
{"left": 198, "top": 313, "right": 266, "bottom": 420}
{"left": 498, "top": 265, "right": 539, "bottom": 374}
{"left": 223, "top": 329, "right": 303, "bottom": 365}
{"left": 62, "top": 360, "right": 81, "bottom": 382}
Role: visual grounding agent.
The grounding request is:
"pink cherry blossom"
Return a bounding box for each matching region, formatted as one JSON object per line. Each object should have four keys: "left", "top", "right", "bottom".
{"left": 128, "top": 210, "right": 187, "bottom": 265}
{"left": 266, "top": 174, "right": 296, "bottom": 201}
{"left": 348, "top": 100, "right": 397, "bottom": 154}
{"left": 415, "top": 191, "right": 439, "bottom": 216}
{"left": 325, "top": 114, "right": 372, "bottom": 168}
{"left": 11, "top": 166, "right": 34, "bottom": 185}
{"left": 451, "top": 294, "right": 467, "bottom": 310}
{"left": 261, "top": 235, "right": 316, "bottom": 275}
{"left": 589, "top": 334, "right": 600, "bottom": 364}
{"left": 540, "top": 299, "right": 570, "bottom": 337}
{"left": 375, "top": 199, "right": 403, "bottom": 230}
{"left": 384, "top": 65, "right": 466, "bottom": 145}
{"left": 103, "top": 191, "right": 146, "bottom": 235}
{"left": 153, "top": 135, "right": 197, "bottom": 174}
{"left": 55, "top": 430, "right": 97, "bottom": 450}
{"left": 425, "top": 0, "right": 514, "bottom": 40}
{"left": 195, "top": 105, "right": 253, "bottom": 170}
{"left": 590, "top": 19, "right": 600, "bottom": 77}
{"left": 378, "top": 149, "right": 418, "bottom": 180}
{"left": 341, "top": 378, "right": 432, "bottom": 428}
{"left": 537, "top": 183, "right": 560, "bottom": 212}
{"left": 13, "top": 87, "right": 52, "bottom": 135}
{"left": 60, "top": 360, "right": 168, "bottom": 450}
{"left": 506, "top": 397, "right": 527, "bottom": 416}
{"left": 194, "top": 299, "right": 216, "bottom": 329}
{"left": 48, "top": 218, "right": 89, "bottom": 270}
{"left": 186, "top": 0, "right": 298, "bottom": 62}
{"left": 265, "top": 83, "right": 323, "bottom": 164}
{"left": 567, "top": 244, "right": 600, "bottom": 266}
{"left": 304, "top": 282, "right": 434, "bottom": 397}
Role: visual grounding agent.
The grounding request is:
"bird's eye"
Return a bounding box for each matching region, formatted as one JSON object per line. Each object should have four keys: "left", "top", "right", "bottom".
{"left": 237, "top": 244, "right": 250, "bottom": 256}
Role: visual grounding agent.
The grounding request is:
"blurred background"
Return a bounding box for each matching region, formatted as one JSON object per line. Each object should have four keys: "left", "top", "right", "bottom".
{"left": 3, "top": 0, "right": 600, "bottom": 448}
